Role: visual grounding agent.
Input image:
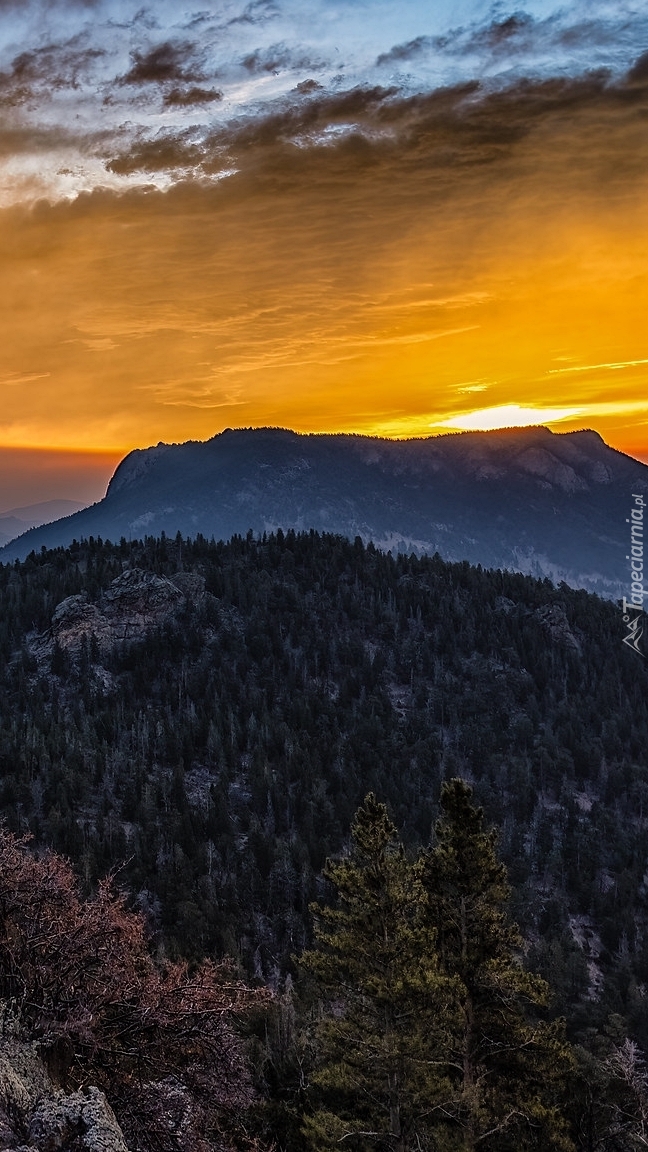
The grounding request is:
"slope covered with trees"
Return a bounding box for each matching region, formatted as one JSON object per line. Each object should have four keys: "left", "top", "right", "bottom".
{"left": 0, "top": 530, "right": 647, "bottom": 1051}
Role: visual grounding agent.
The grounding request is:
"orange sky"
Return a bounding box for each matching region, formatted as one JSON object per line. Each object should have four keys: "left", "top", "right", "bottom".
{"left": 0, "top": 448, "right": 122, "bottom": 513}
{"left": 1, "top": 15, "right": 648, "bottom": 503}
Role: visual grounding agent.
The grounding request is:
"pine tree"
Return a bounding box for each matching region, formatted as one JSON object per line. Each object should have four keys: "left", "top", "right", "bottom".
{"left": 422, "top": 778, "right": 574, "bottom": 1151}
{"left": 300, "top": 792, "right": 451, "bottom": 1151}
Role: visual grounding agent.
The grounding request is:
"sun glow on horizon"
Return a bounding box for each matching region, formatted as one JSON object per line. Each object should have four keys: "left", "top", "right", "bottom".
{"left": 431, "top": 405, "right": 585, "bottom": 433}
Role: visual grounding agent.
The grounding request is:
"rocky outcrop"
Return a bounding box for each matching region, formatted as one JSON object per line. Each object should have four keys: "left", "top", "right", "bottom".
{"left": 39, "top": 568, "right": 205, "bottom": 659}
{"left": 27, "top": 1087, "right": 129, "bottom": 1152}
{"left": 535, "top": 603, "right": 582, "bottom": 651}
{"left": 0, "top": 1012, "right": 130, "bottom": 1152}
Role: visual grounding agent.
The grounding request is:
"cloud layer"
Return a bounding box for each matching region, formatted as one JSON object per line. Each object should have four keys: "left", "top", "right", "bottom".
{"left": 0, "top": 0, "right": 646, "bottom": 202}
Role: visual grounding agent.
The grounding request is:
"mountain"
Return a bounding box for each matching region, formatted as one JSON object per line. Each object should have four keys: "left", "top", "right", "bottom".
{"left": 1, "top": 427, "right": 645, "bottom": 598}
{"left": 0, "top": 498, "right": 85, "bottom": 547}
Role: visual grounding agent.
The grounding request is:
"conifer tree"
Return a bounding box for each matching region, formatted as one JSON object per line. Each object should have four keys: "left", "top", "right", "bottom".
{"left": 422, "top": 778, "right": 574, "bottom": 1151}
{"left": 301, "top": 792, "right": 450, "bottom": 1151}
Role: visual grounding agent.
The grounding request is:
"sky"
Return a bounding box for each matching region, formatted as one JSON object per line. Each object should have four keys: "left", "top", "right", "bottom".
{"left": 1, "top": 0, "right": 648, "bottom": 508}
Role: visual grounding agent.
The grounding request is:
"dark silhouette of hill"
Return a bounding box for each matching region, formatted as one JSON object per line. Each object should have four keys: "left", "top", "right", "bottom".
{"left": 2, "top": 426, "right": 645, "bottom": 598}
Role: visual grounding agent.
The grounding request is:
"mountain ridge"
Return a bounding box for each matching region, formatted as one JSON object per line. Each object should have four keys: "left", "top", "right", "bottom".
{"left": 1, "top": 425, "right": 646, "bottom": 599}
{"left": 0, "top": 498, "right": 86, "bottom": 548}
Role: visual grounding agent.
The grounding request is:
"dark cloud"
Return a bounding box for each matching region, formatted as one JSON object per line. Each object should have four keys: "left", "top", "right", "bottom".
{"left": 181, "top": 11, "right": 214, "bottom": 31}
{"left": 470, "top": 13, "right": 535, "bottom": 49}
{"left": 0, "top": 67, "right": 34, "bottom": 108}
{"left": 432, "top": 11, "right": 634, "bottom": 67}
{"left": 552, "top": 16, "right": 646, "bottom": 55}
{"left": 422, "top": 13, "right": 539, "bottom": 59}
{"left": 104, "top": 84, "right": 398, "bottom": 174}
{"left": 211, "top": 85, "right": 399, "bottom": 151}
{"left": 106, "top": 132, "right": 206, "bottom": 175}
{"left": 4, "top": 41, "right": 104, "bottom": 92}
{"left": 294, "top": 79, "right": 323, "bottom": 94}
{"left": 231, "top": 75, "right": 579, "bottom": 165}
{"left": 101, "top": 66, "right": 648, "bottom": 200}
{"left": 163, "top": 86, "right": 222, "bottom": 107}
{"left": 0, "top": 36, "right": 104, "bottom": 107}
{"left": 0, "top": 123, "right": 81, "bottom": 157}
{"left": 376, "top": 36, "right": 434, "bottom": 67}
{"left": 241, "top": 42, "right": 322, "bottom": 75}
{"left": 228, "top": 0, "right": 280, "bottom": 27}
{"left": 376, "top": 15, "right": 544, "bottom": 70}
{"left": 121, "top": 41, "right": 203, "bottom": 85}
{"left": 627, "top": 51, "right": 648, "bottom": 85}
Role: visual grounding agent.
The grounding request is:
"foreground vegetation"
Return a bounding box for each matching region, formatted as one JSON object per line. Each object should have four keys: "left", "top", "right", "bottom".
{"left": 0, "top": 824, "right": 267, "bottom": 1150}
{"left": 3, "top": 784, "right": 648, "bottom": 1150}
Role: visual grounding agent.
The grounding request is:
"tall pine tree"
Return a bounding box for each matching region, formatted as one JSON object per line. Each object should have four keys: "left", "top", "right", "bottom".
{"left": 422, "top": 778, "right": 574, "bottom": 1151}
{"left": 301, "top": 792, "right": 451, "bottom": 1151}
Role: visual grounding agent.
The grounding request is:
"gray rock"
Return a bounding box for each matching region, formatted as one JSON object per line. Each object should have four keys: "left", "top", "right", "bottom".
{"left": 38, "top": 568, "right": 188, "bottom": 661}
{"left": 535, "top": 603, "right": 582, "bottom": 651}
{"left": 0, "top": 1011, "right": 130, "bottom": 1152}
{"left": 29, "top": 1087, "right": 130, "bottom": 1152}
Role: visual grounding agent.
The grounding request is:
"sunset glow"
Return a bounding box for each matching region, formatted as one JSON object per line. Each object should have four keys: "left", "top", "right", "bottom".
{"left": 433, "top": 407, "right": 585, "bottom": 433}
{"left": 1, "top": 0, "right": 648, "bottom": 503}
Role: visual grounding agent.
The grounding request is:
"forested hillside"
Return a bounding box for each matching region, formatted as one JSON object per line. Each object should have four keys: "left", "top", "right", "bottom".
{"left": 0, "top": 530, "right": 647, "bottom": 1048}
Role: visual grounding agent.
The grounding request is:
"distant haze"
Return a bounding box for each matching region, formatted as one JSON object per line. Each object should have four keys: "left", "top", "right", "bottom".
{"left": 0, "top": 499, "right": 87, "bottom": 548}
{"left": 0, "top": 448, "right": 123, "bottom": 512}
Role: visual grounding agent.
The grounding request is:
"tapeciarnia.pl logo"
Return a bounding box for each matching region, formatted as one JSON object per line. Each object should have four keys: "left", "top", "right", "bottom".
{"left": 622, "top": 493, "right": 645, "bottom": 657}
